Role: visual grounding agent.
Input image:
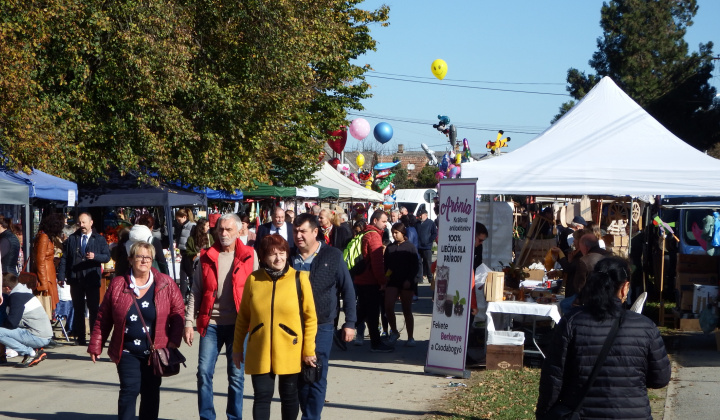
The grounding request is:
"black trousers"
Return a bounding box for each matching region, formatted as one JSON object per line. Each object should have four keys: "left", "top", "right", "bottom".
{"left": 117, "top": 352, "right": 162, "bottom": 420}
{"left": 251, "top": 372, "right": 299, "bottom": 420}
{"left": 355, "top": 284, "right": 382, "bottom": 346}
{"left": 70, "top": 282, "right": 100, "bottom": 340}
{"left": 420, "top": 249, "right": 434, "bottom": 281}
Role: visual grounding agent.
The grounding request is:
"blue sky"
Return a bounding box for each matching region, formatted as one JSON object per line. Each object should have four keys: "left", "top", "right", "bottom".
{"left": 349, "top": 0, "right": 720, "bottom": 157}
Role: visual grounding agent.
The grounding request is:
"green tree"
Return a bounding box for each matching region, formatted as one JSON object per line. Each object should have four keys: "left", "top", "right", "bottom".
{"left": 0, "top": 0, "right": 389, "bottom": 190}
{"left": 415, "top": 165, "right": 438, "bottom": 188}
{"left": 391, "top": 166, "right": 413, "bottom": 189}
{"left": 554, "top": 0, "right": 719, "bottom": 152}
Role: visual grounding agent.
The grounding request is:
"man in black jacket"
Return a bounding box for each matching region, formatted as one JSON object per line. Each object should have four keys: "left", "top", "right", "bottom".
{"left": 292, "top": 213, "right": 356, "bottom": 420}
{"left": 255, "top": 207, "right": 295, "bottom": 251}
{"left": 57, "top": 213, "right": 110, "bottom": 345}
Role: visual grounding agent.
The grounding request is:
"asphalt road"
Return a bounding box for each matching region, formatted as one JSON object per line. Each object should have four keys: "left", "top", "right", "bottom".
{"left": 663, "top": 331, "right": 720, "bottom": 420}
{"left": 0, "top": 284, "right": 460, "bottom": 420}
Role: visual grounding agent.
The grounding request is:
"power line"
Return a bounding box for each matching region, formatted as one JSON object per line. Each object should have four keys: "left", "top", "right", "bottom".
{"left": 346, "top": 111, "right": 545, "bottom": 135}
{"left": 371, "top": 71, "right": 567, "bottom": 86}
{"left": 364, "top": 74, "right": 570, "bottom": 96}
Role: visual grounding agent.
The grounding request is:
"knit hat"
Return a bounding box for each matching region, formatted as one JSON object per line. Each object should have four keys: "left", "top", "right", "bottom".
{"left": 125, "top": 224, "right": 154, "bottom": 255}
{"left": 571, "top": 216, "right": 587, "bottom": 226}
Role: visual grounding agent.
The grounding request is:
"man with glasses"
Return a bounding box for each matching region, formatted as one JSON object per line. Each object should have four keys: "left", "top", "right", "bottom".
{"left": 57, "top": 212, "right": 110, "bottom": 346}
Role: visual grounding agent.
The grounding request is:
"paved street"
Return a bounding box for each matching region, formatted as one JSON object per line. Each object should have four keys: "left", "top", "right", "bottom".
{"left": 664, "top": 331, "right": 720, "bottom": 420}
{"left": 0, "top": 284, "right": 459, "bottom": 420}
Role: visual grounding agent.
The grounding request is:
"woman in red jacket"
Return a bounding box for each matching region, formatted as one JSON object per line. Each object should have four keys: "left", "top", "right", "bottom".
{"left": 88, "top": 242, "right": 185, "bottom": 420}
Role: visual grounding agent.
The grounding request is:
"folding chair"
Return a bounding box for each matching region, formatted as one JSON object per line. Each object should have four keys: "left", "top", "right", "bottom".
{"left": 53, "top": 300, "right": 74, "bottom": 342}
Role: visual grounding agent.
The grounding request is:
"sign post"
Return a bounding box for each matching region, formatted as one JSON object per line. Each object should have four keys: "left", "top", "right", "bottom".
{"left": 424, "top": 178, "right": 477, "bottom": 378}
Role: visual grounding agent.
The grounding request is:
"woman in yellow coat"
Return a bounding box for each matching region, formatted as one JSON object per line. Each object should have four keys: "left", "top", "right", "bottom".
{"left": 233, "top": 234, "right": 317, "bottom": 420}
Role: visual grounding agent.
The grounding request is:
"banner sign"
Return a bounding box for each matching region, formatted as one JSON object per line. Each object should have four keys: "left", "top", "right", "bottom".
{"left": 425, "top": 178, "right": 477, "bottom": 378}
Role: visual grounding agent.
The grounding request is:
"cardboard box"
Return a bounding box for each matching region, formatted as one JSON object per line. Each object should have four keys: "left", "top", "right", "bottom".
{"left": 677, "top": 254, "right": 719, "bottom": 274}
{"left": 676, "top": 273, "right": 719, "bottom": 290}
{"left": 693, "top": 285, "right": 719, "bottom": 314}
{"left": 613, "top": 235, "right": 629, "bottom": 247}
{"left": 486, "top": 344, "right": 524, "bottom": 370}
{"left": 680, "top": 290, "right": 694, "bottom": 311}
{"left": 678, "top": 317, "right": 702, "bottom": 332}
{"left": 485, "top": 272, "right": 505, "bottom": 302}
{"left": 523, "top": 268, "right": 545, "bottom": 281}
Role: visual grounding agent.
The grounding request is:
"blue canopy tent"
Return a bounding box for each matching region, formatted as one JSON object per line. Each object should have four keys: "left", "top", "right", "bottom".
{"left": 0, "top": 177, "right": 31, "bottom": 262}
{"left": 0, "top": 167, "right": 78, "bottom": 203}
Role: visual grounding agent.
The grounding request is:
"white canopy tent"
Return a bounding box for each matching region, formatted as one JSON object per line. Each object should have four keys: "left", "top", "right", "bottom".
{"left": 313, "top": 162, "right": 384, "bottom": 202}
{"left": 463, "top": 77, "right": 720, "bottom": 197}
{"left": 295, "top": 185, "right": 319, "bottom": 198}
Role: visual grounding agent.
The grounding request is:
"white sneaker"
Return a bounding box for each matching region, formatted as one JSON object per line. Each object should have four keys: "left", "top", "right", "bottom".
{"left": 5, "top": 349, "right": 19, "bottom": 359}
{"left": 354, "top": 333, "right": 364, "bottom": 346}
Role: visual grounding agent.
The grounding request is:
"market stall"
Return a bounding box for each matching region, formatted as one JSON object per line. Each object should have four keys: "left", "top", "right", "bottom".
{"left": 78, "top": 172, "right": 207, "bottom": 281}
{"left": 0, "top": 177, "right": 32, "bottom": 260}
{"left": 313, "top": 162, "right": 384, "bottom": 202}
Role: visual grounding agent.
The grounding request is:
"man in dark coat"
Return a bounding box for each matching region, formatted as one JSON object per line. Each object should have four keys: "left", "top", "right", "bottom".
{"left": 57, "top": 212, "right": 110, "bottom": 345}
{"left": 0, "top": 216, "right": 21, "bottom": 276}
{"left": 292, "top": 213, "right": 356, "bottom": 420}
{"left": 255, "top": 207, "right": 295, "bottom": 251}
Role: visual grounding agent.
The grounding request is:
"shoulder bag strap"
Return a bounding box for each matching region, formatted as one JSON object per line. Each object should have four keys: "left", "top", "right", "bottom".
{"left": 131, "top": 295, "right": 156, "bottom": 351}
{"left": 570, "top": 311, "right": 625, "bottom": 414}
{"left": 295, "top": 270, "right": 304, "bottom": 333}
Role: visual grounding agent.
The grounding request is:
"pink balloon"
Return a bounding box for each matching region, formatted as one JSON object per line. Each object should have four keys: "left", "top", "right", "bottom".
{"left": 349, "top": 118, "right": 370, "bottom": 140}
{"left": 435, "top": 171, "right": 446, "bottom": 181}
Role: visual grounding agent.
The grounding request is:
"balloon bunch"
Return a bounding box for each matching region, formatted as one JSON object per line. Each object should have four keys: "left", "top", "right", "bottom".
{"left": 486, "top": 130, "right": 511, "bottom": 155}
{"left": 436, "top": 153, "right": 462, "bottom": 180}
{"left": 358, "top": 170, "right": 373, "bottom": 189}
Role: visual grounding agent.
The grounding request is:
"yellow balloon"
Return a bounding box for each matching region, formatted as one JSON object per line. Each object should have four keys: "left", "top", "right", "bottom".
{"left": 455, "top": 153, "right": 462, "bottom": 165}
{"left": 356, "top": 153, "right": 365, "bottom": 167}
{"left": 431, "top": 59, "right": 448, "bottom": 80}
{"left": 365, "top": 180, "right": 372, "bottom": 189}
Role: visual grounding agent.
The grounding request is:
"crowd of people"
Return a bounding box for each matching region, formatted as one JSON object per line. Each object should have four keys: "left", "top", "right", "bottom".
{"left": 0, "top": 202, "right": 673, "bottom": 420}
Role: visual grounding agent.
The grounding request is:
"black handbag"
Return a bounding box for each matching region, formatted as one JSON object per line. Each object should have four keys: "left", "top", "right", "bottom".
{"left": 541, "top": 312, "right": 625, "bottom": 420}
{"left": 132, "top": 295, "right": 186, "bottom": 377}
{"left": 295, "top": 271, "right": 321, "bottom": 383}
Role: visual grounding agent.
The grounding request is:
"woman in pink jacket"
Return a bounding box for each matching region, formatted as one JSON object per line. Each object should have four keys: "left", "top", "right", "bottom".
{"left": 88, "top": 242, "right": 184, "bottom": 420}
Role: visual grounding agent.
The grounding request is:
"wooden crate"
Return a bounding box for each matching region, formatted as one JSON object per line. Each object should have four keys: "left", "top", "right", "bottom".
{"left": 486, "top": 344, "right": 524, "bottom": 370}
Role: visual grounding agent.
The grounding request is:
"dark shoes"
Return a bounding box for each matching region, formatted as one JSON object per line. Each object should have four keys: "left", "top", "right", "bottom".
{"left": 44, "top": 339, "right": 59, "bottom": 349}
{"left": 16, "top": 349, "right": 47, "bottom": 368}
{"left": 370, "top": 342, "right": 394, "bottom": 353}
{"left": 333, "top": 329, "right": 348, "bottom": 351}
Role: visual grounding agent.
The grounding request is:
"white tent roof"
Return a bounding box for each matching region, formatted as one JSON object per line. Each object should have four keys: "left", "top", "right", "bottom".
{"left": 463, "top": 76, "right": 720, "bottom": 197}
{"left": 295, "top": 185, "right": 319, "bottom": 198}
{"left": 313, "top": 162, "right": 384, "bottom": 201}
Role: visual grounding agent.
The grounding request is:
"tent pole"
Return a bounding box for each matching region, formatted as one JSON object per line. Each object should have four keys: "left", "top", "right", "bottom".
{"left": 659, "top": 233, "right": 666, "bottom": 326}
{"left": 167, "top": 206, "right": 178, "bottom": 284}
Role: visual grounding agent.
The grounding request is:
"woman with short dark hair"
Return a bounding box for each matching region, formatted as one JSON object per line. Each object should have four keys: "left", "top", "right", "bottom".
{"left": 536, "top": 256, "right": 671, "bottom": 419}
{"left": 383, "top": 223, "right": 419, "bottom": 346}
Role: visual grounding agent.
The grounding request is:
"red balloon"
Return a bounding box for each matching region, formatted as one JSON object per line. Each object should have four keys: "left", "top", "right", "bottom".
{"left": 329, "top": 157, "right": 341, "bottom": 169}
{"left": 327, "top": 128, "right": 347, "bottom": 154}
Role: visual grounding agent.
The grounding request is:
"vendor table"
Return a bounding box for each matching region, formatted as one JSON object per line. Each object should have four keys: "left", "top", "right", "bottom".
{"left": 486, "top": 301, "right": 562, "bottom": 358}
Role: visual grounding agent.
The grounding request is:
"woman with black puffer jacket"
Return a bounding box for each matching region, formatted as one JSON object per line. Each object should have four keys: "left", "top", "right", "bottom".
{"left": 536, "top": 256, "right": 671, "bottom": 420}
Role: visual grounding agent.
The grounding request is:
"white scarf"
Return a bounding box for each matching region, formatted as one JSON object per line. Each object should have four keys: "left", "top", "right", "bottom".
{"left": 129, "top": 270, "right": 154, "bottom": 297}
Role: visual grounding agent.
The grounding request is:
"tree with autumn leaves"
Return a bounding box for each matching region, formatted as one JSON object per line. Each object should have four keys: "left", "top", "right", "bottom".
{"left": 0, "top": 0, "right": 389, "bottom": 190}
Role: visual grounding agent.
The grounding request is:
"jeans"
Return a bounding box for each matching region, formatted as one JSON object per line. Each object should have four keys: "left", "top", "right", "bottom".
{"left": 252, "top": 372, "right": 299, "bottom": 420}
{"left": 197, "top": 324, "right": 245, "bottom": 420}
{"left": 70, "top": 282, "right": 100, "bottom": 341}
{"left": 117, "top": 352, "right": 162, "bottom": 420}
{"left": 0, "top": 327, "right": 50, "bottom": 355}
{"left": 299, "top": 323, "right": 333, "bottom": 420}
{"left": 355, "top": 284, "right": 382, "bottom": 347}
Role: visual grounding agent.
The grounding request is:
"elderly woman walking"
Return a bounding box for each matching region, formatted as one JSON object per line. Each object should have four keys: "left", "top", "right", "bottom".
{"left": 88, "top": 242, "right": 185, "bottom": 420}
